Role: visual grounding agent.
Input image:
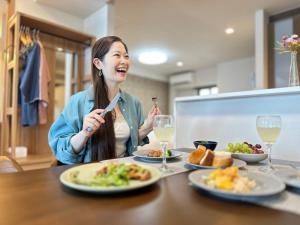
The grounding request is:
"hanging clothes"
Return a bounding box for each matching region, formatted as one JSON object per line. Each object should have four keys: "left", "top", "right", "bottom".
{"left": 19, "top": 43, "right": 41, "bottom": 126}
{"left": 37, "top": 40, "right": 51, "bottom": 125}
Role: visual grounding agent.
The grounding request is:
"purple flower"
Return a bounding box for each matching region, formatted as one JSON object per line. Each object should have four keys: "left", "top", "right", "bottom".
{"left": 277, "top": 34, "right": 300, "bottom": 52}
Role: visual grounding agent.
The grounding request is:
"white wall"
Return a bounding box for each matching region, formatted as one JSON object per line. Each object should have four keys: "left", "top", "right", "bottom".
{"left": 169, "top": 57, "right": 255, "bottom": 113}
{"left": 83, "top": 6, "right": 109, "bottom": 38}
{"left": 194, "top": 67, "right": 218, "bottom": 87}
{"left": 255, "top": 9, "right": 269, "bottom": 89}
{"left": 169, "top": 67, "right": 217, "bottom": 114}
{"left": 217, "top": 57, "right": 255, "bottom": 93}
{"left": 15, "top": 0, "right": 83, "bottom": 30}
{"left": 83, "top": 6, "right": 110, "bottom": 77}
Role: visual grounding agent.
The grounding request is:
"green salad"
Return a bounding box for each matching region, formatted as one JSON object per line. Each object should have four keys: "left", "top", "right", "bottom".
{"left": 68, "top": 163, "right": 151, "bottom": 187}
{"left": 166, "top": 149, "right": 172, "bottom": 157}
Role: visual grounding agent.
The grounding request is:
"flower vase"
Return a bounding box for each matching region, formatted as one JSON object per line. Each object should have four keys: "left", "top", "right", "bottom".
{"left": 289, "top": 51, "right": 300, "bottom": 86}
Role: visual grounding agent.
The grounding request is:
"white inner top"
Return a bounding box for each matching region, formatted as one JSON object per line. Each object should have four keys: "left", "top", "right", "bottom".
{"left": 114, "top": 112, "right": 130, "bottom": 157}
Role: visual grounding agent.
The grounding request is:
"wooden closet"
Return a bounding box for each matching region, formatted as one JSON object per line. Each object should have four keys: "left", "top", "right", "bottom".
{"left": 1, "top": 12, "right": 94, "bottom": 169}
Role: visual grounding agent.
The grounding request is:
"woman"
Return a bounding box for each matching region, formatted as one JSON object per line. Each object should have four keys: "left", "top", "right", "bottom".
{"left": 48, "top": 36, "right": 160, "bottom": 164}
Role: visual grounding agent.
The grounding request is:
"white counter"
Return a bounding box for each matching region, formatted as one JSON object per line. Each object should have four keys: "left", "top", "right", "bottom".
{"left": 174, "top": 87, "right": 300, "bottom": 162}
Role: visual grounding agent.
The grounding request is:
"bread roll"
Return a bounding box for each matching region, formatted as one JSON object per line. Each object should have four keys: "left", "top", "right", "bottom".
{"left": 197, "top": 145, "right": 207, "bottom": 151}
{"left": 189, "top": 147, "right": 206, "bottom": 164}
{"left": 199, "top": 150, "right": 214, "bottom": 166}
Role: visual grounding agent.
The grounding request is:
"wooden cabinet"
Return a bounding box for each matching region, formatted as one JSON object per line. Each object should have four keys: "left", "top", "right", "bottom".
{"left": 1, "top": 12, "right": 94, "bottom": 166}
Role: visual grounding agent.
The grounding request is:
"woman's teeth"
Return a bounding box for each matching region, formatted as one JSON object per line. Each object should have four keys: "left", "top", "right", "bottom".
{"left": 117, "top": 67, "right": 126, "bottom": 72}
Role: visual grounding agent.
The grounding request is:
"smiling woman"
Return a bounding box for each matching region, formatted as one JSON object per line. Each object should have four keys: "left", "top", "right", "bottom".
{"left": 48, "top": 36, "right": 161, "bottom": 165}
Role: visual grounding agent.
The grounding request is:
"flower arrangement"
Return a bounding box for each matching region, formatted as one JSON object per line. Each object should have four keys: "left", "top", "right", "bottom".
{"left": 276, "top": 34, "right": 300, "bottom": 86}
{"left": 276, "top": 34, "right": 300, "bottom": 53}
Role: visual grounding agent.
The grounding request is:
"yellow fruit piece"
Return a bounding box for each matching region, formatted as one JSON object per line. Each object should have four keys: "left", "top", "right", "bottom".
{"left": 214, "top": 177, "right": 234, "bottom": 190}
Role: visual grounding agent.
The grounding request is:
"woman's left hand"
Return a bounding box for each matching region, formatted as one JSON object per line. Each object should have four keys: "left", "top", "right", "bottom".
{"left": 145, "top": 105, "right": 161, "bottom": 130}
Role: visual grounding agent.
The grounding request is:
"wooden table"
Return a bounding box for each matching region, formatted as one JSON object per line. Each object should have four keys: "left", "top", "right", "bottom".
{"left": 0, "top": 165, "right": 299, "bottom": 225}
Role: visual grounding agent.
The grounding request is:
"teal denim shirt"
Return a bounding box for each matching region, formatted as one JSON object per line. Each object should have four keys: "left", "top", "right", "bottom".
{"left": 48, "top": 86, "right": 149, "bottom": 164}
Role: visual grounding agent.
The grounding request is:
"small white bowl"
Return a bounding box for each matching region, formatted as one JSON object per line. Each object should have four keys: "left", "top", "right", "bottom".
{"left": 231, "top": 153, "right": 268, "bottom": 163}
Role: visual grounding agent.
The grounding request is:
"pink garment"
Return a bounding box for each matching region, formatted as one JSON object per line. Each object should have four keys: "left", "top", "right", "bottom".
{"left": 38, "top": 41, "right": 51, "bottom": 124}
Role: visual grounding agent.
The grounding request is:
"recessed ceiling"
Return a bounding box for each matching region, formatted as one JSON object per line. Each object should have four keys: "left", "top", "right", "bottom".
{"left": 36, "top": 0, "right": 300, "bottom": 77}
{"left": 35, "top": 0, "right": 107, "bottom": 18}
{"left": 113, "top": 0, "right": 300, "bottom": 76}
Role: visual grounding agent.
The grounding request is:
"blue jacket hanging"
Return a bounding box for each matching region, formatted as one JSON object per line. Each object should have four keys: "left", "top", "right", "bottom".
{"left": 19, "top": 43, "right": 40, "bottom": 126}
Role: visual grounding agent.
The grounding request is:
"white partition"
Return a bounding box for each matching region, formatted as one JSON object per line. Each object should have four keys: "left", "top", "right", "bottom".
{"left": 174, "top": 87, "right": 300, "bottom": 162}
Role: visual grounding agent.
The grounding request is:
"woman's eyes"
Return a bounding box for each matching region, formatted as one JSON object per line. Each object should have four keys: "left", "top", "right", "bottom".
{"left": 113, "top": 53, "right": 129, "bottom": 59}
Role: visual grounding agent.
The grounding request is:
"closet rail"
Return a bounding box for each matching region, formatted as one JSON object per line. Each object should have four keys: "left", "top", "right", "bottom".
{"left": 9, "top": 12, "right": 94, "bottom": 47}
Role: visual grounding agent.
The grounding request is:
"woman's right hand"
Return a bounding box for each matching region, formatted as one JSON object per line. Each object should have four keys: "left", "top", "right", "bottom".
{"left": 82, "top": 109, "right": 106, "bottom": 137}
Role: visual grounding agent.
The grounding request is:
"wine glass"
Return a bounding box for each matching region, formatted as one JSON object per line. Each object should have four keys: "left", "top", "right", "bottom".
{"left": 153, "top": 115, "right": 175, "bottom": 173}
{"left": 256, "top": 115, "right": 281, "bottom": 172}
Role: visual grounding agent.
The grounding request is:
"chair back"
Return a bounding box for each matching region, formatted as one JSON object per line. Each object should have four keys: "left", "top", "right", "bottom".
{"left": 0, "top": 156, "right": 23, "bottom": 173}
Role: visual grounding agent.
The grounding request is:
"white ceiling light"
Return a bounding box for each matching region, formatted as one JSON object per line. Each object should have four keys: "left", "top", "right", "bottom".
{"left": 225, "top": 27, "right": 234, "bottom": 34}
{"left": 176, "top": 61, "right": 183, "bottom": 67}
{"left": 138, "top": 50, "right": 167, "bottom": 65}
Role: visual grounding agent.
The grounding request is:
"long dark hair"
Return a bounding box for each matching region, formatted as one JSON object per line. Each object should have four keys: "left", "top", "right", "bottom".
{"left": 91, "top": 36, "right": 128, "bottom": 161}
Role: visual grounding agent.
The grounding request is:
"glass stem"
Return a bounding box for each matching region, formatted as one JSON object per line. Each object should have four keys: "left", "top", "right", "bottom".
{"left": 160, "top": 141, "right": 168, "bottom": 171}
{"left": 266, "top": 144, "right": 273, "bottom": 169}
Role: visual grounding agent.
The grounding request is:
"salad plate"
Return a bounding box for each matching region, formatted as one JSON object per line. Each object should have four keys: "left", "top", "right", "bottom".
{"left": 60, "top": 162, "right": 161, "bottom": 193}
{"left": 188, "top": 169, "right": 285, "bottom": 200}
{"left": 231, "top": 153, "right": 268, "bottom": 163}
{"left": 132, "top": 149, "right": 182, "bottom": 161}
{"left": 227, "top": 142, "right": 267, "bottom": 163}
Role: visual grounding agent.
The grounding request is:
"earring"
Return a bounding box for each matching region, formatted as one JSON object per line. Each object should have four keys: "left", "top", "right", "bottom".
{"left": 98, "top": 69, "right": 103, "bottom": 76}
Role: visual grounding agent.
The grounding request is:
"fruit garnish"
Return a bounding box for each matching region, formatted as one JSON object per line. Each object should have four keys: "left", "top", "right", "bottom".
{"left": 228, "top": 142, "right": 264, "bottom": 154}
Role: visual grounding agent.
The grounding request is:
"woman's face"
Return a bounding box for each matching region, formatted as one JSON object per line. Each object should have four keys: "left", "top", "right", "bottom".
{"left": 101, "top": 41, "right": 130, "bottom": 84}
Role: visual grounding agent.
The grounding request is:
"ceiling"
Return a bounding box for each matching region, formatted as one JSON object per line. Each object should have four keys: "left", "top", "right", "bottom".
{"left": 36, "top": 0, "right": 300, "bottom": 77}
{"left": 36, "top": 0, "right": 107, "bottom": 18}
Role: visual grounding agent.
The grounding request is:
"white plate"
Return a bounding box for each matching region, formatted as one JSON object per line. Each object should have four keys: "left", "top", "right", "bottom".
{"left": 184, "top": 158, "right": 247, "bottom": 169}
{"left": 274, "top": 167, "right": 300, "bottom": 189}
{"left": 60, "top": 162, "right": 161, "bottom": 193}
{"left": 231, "top": 153, "right": 268, "bottom": 163}
{"left": 188, "top": 169, "right": 285, "bottom": 200}
{"left": 132, "top": 149, "right": 182, "bottom": 161}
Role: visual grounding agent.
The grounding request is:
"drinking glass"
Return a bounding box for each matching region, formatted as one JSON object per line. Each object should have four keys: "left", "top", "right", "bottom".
{"left": 153, "top": 115, "right": 175, "bottom": 173}
{"left": 256, "top": 115, "right": 281, "bottom": 172}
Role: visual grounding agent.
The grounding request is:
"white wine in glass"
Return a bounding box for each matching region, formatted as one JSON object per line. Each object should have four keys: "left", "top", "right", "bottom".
{"left": 153, "top": 115, "right": 175, "bottom": 173}
{"left": 256, "top": 115, "right": 281, "bottom": 172}
{"left": 256, "top": 127, "right": 281, "bottom": 144}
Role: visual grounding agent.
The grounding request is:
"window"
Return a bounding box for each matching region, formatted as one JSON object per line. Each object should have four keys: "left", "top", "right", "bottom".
{"left": 196, "top": 86, "right": 219, "bottom": 96}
